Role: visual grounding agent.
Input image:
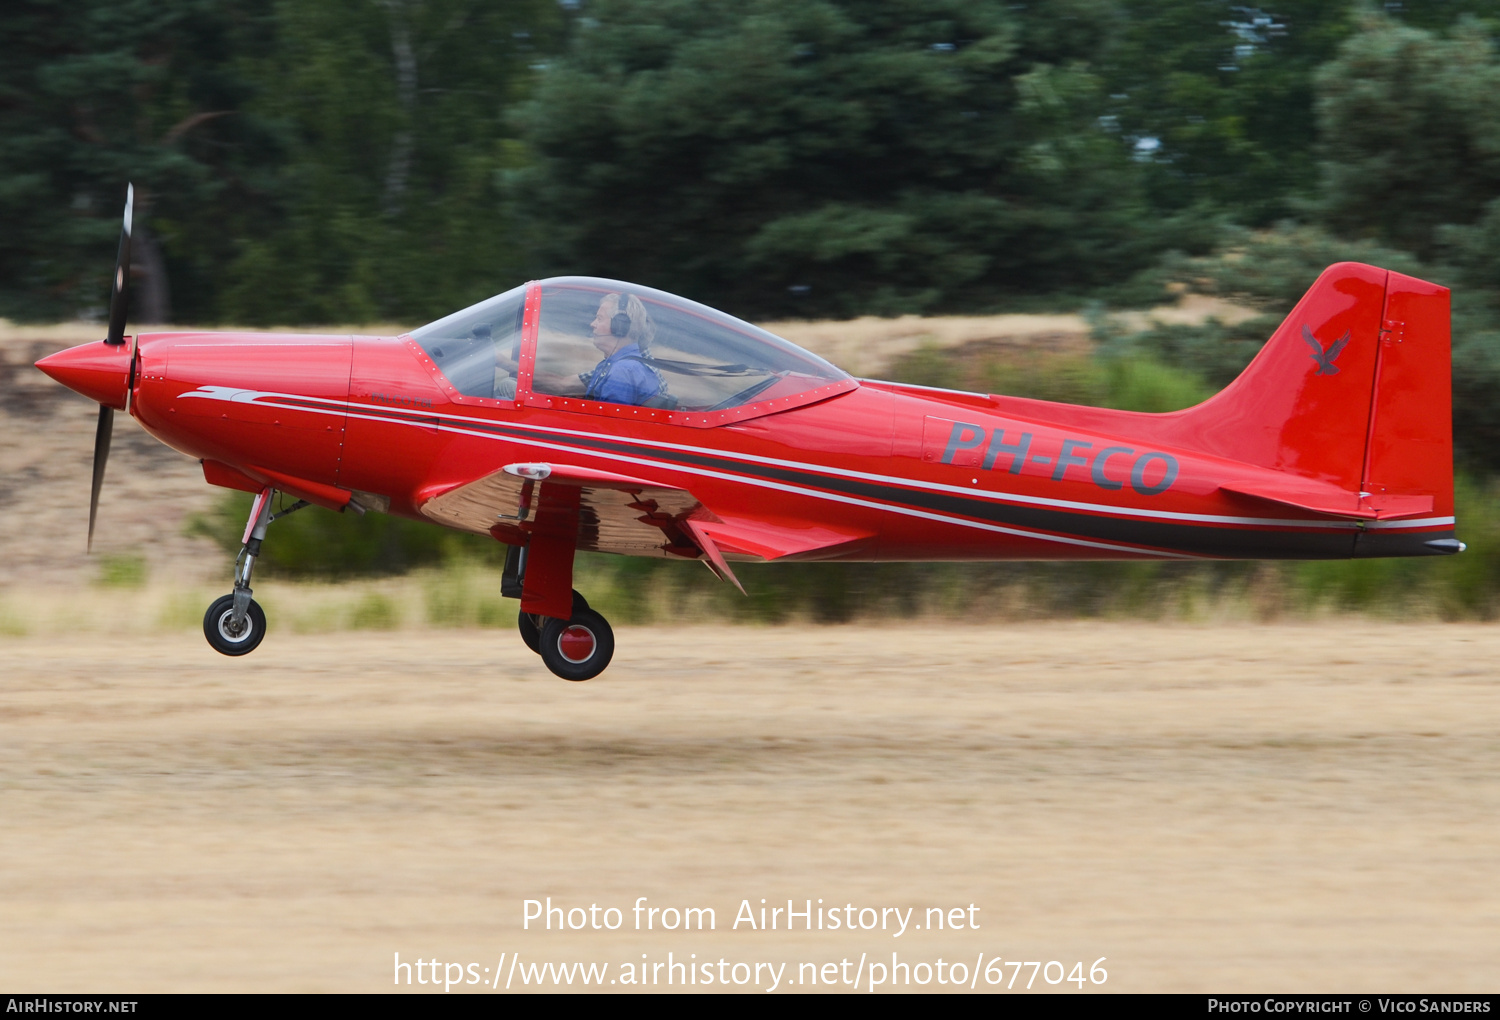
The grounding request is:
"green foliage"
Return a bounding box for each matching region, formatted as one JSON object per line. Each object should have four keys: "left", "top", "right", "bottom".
{"left": 0, "top": 0, "right": 280, "bottom": 321}
{"left": 1093, "top": 226, "right": 1423, "bottom": 395}
{"left": 890, "top": 342, "right": 1213, "bottom": 412}
{"left": 1100, "top": 356, "right": 1214, "bottom": 412}
{"left": 1098, "top": 1, "right": 1360, "bottom": 224}
{"left": 218, "top": 0, "right": 564, "bottom": 325}
{"left": 422, "top": 565, "right": 511, "bottom": 627}
{"left": 11, "top": 0, "right": 1500, "bottom": 328}
{"left": 349, "top": 592, "right": 399, "bottom": 630}
{"left": 95, "top": 554, "right": 148, "bottom": 589}
{"left": 1316, "top": 14, "right": 1500, "bottom": 258}
{"left": 187, "top": 489, "right": 506, "bottom": 577}
{"left": 983, "top": 353, "right": 1110, "bottom": 406}
{"left": 513, "top": 0, "right": 1180, "bottom": 319}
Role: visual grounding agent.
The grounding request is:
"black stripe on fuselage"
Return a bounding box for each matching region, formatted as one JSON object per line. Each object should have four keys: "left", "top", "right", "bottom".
{"left": 1354, "top": 528, "right": 1459, "bottom": 558}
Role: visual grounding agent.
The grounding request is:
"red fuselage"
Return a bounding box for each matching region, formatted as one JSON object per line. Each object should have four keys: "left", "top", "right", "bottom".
{"left": 38, "top": 267, "right": 1458, "bottom": 571}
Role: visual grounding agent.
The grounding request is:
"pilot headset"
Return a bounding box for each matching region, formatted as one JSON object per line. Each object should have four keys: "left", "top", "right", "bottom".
{"left": 610, "top": 293, "right": 633, "bottom": 339}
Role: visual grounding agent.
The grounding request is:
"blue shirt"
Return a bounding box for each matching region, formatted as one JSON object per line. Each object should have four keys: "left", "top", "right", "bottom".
{"left": 583, "top": 344, "right": 662, "bottom": 405}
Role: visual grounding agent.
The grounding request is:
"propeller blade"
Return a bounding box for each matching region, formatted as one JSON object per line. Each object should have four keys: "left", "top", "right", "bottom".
{"left": 88, "top": 404, "right": 114, "bottom": 552}
{"left": 105, "top": 183, "right": 134, "bottom": 346}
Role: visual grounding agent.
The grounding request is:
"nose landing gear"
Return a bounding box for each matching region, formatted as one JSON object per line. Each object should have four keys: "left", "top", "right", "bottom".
{"left": 202, "top": 487, "right": 308, "bottom": 657}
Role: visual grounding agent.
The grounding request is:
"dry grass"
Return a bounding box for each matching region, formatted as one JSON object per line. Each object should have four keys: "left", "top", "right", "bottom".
{"left": 1, "top": 622, "right": 1497, "bottom": 992}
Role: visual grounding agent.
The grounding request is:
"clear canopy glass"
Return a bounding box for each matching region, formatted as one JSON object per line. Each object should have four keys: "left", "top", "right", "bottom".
{"left": 531, "top": 277, "right": 849, "bottom": 411}
{"left": 410, "top": 283, "right": 527, "bottom": 399}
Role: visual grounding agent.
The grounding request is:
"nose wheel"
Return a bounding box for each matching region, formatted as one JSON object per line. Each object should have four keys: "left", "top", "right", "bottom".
{"left": 203, "top": 594, "right": 266, "bottom": 656}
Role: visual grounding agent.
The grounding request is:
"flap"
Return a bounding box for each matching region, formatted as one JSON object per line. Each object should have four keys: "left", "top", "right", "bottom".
{"left": 681, "top": 519, "right": 746, "bottom": 594}
{"left": 690, "top": 515, "right": 875, "bottom": 561}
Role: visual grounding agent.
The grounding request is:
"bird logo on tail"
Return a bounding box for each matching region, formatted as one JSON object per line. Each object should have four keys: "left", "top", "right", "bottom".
{"left": 1302, "top": 325, "right": 1350, "bottom": 375}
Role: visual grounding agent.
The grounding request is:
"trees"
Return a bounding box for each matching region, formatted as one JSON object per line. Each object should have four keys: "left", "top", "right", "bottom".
{"left": 512, "top": 0, "right": 1169, "bottom": 319}
{"left": 0, "top": 0, "right": 562, "bottom": 326}
{"left": 1097, "top": 1, "right": 1358, "bottom": 225}
{"left": 218, "top": 0, "right": 564, "bottom": 325}
{"left": 0, "top": 0, "right": 278, "bottom": 322}
{"left": 10, "top": 0, "right": 1500, "bottom": 334}
{"left": 1317, "top": 15, "right": 1500, "bottom": 258}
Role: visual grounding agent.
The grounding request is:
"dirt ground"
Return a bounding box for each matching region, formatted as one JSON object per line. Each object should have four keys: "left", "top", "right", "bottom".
{"left": 1, "top": 622, "right": 1497, "bottom": 993}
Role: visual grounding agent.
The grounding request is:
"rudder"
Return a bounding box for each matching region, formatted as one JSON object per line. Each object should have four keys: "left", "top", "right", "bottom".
{"left": 1361, "top": 271, "right": 1453, "bottom": 518}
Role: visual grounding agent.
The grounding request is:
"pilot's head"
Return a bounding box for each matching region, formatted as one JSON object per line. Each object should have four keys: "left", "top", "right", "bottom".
{"left": 590, "top": 292, "right": 654, "bottom": 355}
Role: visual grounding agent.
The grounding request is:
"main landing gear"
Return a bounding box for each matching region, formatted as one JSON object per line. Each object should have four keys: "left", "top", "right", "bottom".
{"left": 504, "top": 545, "right": 615, "bottom": 682}
{"left": 203, "top": 487, "right": 308, "bottom": 657}
{"left": 517, "top": 595, "right": 615, "bottom": 682}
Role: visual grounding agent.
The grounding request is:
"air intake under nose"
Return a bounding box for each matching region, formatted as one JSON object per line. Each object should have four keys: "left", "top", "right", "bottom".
{"left": 35, "top": 340, "right": 132, "bottom": 409}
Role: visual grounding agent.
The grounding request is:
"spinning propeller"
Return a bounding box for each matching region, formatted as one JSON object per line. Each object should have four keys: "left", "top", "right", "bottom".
{"left": 88, "top": 183, "right": 137, "bottom": 551}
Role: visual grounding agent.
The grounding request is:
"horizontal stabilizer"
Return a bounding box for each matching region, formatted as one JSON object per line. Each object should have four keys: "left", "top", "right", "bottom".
{"left": 1221, "top": 482, "right": 1433, "bottom": 521}
{"left": 1363, "top": 494, "right": 1436, "bottom": 519}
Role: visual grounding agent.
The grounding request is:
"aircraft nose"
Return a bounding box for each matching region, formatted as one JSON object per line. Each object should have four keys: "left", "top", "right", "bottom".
{"left": 35, "top": 340, "right": 132, "bottom": 409}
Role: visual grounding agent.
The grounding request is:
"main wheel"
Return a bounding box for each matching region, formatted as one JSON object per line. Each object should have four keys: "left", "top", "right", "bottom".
{"left": 517, "top": 611, "right": 541, "bottom": 653}
{"left": 203, "top": 594, "right": 267, "bottom": 656}
{"left": 516, "top": 590, "right": 590, "bottom": 655}
{"left": 539, "top": 609, "right": 614, "bottom": 681}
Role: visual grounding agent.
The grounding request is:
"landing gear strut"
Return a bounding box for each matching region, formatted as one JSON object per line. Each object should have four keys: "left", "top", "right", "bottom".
{"left": 504, "top": 543, "right": 613, "bottom": 681}
{"left": 203, "top": 487, "right": 307, "bottom": 657}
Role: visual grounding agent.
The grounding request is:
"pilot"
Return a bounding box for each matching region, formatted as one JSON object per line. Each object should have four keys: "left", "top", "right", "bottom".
{"left": 534, "top": 293, "right": 663, "bottom": 406}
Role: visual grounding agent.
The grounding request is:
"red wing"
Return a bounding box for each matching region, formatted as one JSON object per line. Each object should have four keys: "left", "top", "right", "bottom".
{"left": 419, "top": 462, "right": 702, "bottom": 557}
{"left": 419, "top": 462, "right": 877, "bottom": 564}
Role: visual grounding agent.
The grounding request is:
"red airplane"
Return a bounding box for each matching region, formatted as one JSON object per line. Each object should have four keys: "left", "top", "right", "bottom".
{"left": 38, "top": 188, "right": 1458, "bottom": 680}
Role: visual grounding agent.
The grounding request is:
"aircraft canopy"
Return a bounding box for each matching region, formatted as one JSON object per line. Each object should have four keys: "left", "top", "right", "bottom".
{"left": 408, "top": 277, "right": 852, "bottom": 418}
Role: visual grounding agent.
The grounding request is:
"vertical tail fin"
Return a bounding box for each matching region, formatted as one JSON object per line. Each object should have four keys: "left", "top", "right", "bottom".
{"left": 1172, "top": 262, "right": 1452, "bottom": 528}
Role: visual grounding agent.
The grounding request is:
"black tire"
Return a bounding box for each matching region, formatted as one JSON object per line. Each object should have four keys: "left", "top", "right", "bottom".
{"left": 203, "top": 594, "right": 266, "bottom": 656}
{"left": 517, "top": 590, "right": 589, "bottom": 655}
{"left": 517, "top": 610, "right": 541, "bottom": 654}
{"left": 539, "top": 609, "right": 614, "bottom": 682}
